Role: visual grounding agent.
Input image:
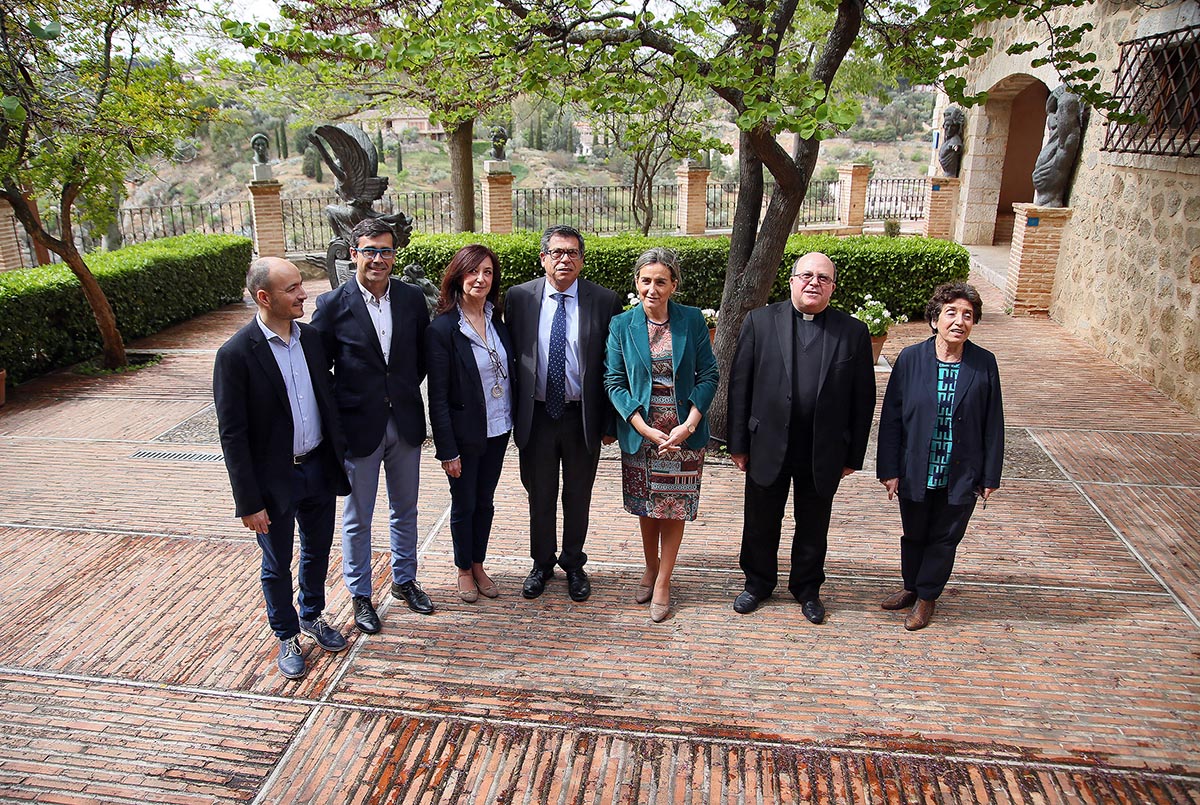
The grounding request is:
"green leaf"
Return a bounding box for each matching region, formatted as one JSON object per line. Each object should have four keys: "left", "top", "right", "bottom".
{"left": 28, "top": 19, "right": 62, "bottom": 40}
{"left": 1, "top": 96, "right": 26, "bottom": 123}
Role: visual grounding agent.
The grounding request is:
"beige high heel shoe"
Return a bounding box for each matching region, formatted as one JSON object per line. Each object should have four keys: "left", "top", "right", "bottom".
{"left": 635, "top": 584, "right": 652, "bottom": 604}
{"left": 650, "top": 601, "right": 670, "bottom": 622}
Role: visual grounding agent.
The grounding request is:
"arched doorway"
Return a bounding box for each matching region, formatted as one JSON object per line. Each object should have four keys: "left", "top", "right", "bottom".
{"left": 994, "top": 81, "right": 1049, "bottom": 244}
{"left": 955, "top": 73, "right": 1049, "bottom": 245}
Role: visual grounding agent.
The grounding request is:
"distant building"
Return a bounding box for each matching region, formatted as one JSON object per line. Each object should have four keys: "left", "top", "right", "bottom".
{"left": 937, "top": 0, "right": 1199, "bottom": 416}
{"left": 351, "top": 108, "right": 446, "bottom": 140}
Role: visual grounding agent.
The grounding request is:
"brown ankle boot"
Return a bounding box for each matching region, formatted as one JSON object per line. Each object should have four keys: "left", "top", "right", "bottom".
{"left": 904, "top": 598, "right": 936, "bottom": 631}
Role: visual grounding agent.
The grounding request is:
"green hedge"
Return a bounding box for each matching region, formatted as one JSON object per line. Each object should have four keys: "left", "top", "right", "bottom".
{"left": 0, "top": 234, "right": 252, "bottom": 383}
{"left": 397, "top": 232, "right": 969, "bottom": 319}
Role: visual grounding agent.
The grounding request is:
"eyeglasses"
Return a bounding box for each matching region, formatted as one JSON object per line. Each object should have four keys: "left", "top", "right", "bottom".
{"left": 354, "top": 247, "right": 395, "bottom": 260}
{"left": 544, "top": 248, "right": 581, "bottom": 261}
{"left": 791, "top": 271, "right": 834, "bottom": 287}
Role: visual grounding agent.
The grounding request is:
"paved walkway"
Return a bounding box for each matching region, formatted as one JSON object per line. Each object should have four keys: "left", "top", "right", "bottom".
{"left": 0, "top": 272, "right": 1197, "bottom": 804}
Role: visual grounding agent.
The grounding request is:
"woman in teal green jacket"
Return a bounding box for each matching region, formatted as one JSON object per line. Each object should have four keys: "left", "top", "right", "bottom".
{"left": 604, "top": 248, "right": 719, "bottom": 622}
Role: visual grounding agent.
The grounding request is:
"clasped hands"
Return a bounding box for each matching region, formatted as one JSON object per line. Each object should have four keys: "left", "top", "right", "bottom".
{"left": 641, "top": 423, "right": 691, "bottom": 457}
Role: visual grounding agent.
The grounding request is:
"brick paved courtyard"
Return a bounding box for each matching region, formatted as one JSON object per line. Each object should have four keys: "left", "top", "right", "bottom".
{"left": 0, "top": 273, "right": 1197, "bottom": 803}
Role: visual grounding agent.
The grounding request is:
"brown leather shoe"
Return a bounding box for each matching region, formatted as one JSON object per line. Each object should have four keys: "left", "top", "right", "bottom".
{"left": 881, "top": 589, "right": 918, "bottom": 610}
{"left": 904, "top": 598, "right": 936, "bottom": 631}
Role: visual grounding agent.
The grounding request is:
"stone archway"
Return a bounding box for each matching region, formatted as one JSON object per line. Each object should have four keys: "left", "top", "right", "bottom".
{"left": 955, "top": 73, "right": 1049, "bottom": 245}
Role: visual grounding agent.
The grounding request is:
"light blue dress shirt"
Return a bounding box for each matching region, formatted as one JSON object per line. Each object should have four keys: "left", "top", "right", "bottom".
{"left": 457, "top": 301, "right": 513, "bottom": 438}
{"left": 535, "top": 278, "right": 581, "bottom": 402}
{"left": 256, "top": 316, "right": 323, "bottom": 457}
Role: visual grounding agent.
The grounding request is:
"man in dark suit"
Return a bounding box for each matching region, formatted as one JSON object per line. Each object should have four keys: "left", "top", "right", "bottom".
{"left": 310, "top": 217, "right": 433, "bottom": 633}
{"left": 214, "top": 257, "right": 351, "bottom": 680}
{"left": 726, "top": 252, "right": 875, "bottom": 623}
{"left": 504, "top": 225, "right": 622, "bottom": 601}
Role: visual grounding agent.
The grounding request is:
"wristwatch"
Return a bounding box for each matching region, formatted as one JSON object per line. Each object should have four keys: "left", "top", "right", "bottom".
{"left": 686, "top": 423, "right": 696, "bottom": 434}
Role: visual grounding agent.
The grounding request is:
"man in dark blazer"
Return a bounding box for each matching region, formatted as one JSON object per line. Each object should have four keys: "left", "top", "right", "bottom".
{"left": 504, "top": 225, "right": 622, "bottom": 602}
{"left": 310, "top": 217, "right": 433, "bottom": 633}
{"left": 726, "top": 252, "right": 876, "bottom": 623}
{"left": 214, "top": 257, "right": 351, "bottom": 680}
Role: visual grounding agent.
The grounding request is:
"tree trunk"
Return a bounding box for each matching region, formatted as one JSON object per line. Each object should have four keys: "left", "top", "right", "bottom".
{"left": 447, "top": 118, "right": 476, "bottom": 233}
{"left": 23, "top": 192, "right": 52, "bottom": 267}
{"left": 63, "top": 238, "right": 127, "bottom": 369}
{"left": 1, "top": 186, "right": 127, "bottom": 369}
{"left": 707, "top": 131, "right": 764, "bottom": 440}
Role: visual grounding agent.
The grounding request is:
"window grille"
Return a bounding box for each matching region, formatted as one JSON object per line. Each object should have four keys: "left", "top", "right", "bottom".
{"left": 1103, "top": 24, "right": 1199, "bottom": 158}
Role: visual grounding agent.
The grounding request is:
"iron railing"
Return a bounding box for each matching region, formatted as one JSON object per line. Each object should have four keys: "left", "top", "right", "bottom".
{"left": 512, "top": 184, "right": 678, "bottom": 235}
{"left": 282, "top": 190, "right": 482, "bottom": 251}
{"left": 118, "top": 201, "right": 254, "bottom": 244}
{"left": 865, "top": 178, "right": 926, "bottom": 221}
{"left": 706, "top": 179, "right": 842, "bottom": 230}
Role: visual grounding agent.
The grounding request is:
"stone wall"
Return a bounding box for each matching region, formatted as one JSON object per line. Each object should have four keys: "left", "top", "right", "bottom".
{"left": 959, "top": 1, "right": 1200, "bottom": 417}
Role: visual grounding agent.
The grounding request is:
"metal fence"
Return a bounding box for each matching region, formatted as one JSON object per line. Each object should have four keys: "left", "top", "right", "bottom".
{"left": 512, "top": 184, "right": 678, "bottom": 235}
{"left": 706, "top": 179, "right": 842, "bottom": 230}
{"left": 865, "top": 178, "right": 926, "bottom": 221}
{"left": 282, "top": 190, "right": 482, "bottom": 251}
{"left": 118, "top": 201, "right": 254, "bottom": 244}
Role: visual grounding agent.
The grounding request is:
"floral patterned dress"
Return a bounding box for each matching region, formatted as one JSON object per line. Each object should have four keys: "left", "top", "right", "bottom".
{"left": 620, "top": 321, "right": 705, "bottom": 521}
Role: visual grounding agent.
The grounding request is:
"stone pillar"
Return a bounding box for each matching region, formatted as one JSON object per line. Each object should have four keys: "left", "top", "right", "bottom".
{"left": 1006, "top": 203, "right": 1072, "bottom": 316}
{"left": 675, "top": 161, "right": 710, "bottom": 236}
{"left": 0, "top": 198, "right": 25, "bottom": 272}
{"left": 837, "top": 163, "right": 871, "bottom": 231}
{"left": 921, "top": 176, "right": 960, "bottom": 240}
{"left": 481, "top": 161, "right": 514, "bottom": 235}
{"left": 247, "top": 181, "right": 285, "bottom": 258}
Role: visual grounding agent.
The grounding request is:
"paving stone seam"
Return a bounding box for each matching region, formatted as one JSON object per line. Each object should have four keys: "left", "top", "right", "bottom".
{"left": 1026, "top": 427, "right": 1200, "bottom": 436}
{"left": 1027, "top": 430, "right": 1200, "bottom": 631}
{"left": 7, "top": 664, "right": 1199, "bottom": 790}
{"left": 0, "top": 521, "right": 255, "bottom": 544}
{"left": 0, "top": 521, "right": 1181, "bottom": 599}
{"left": 0, "top": 434, "right": 216, "bottom": 446}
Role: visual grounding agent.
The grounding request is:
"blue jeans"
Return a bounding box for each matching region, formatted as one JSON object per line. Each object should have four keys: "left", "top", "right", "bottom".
{"left": 448, "top": 433, "right": 510, "bottom": 570}
{"left": 258, "top": 459, "right": 336, "bottom": 640}
{"left": 341, "top": 417, "right": 421, "bottom": 598}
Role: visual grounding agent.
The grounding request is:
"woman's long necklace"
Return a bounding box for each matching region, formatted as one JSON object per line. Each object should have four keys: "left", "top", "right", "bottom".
{"left": 464, "top": 307, "right": 507, "bottom": 398}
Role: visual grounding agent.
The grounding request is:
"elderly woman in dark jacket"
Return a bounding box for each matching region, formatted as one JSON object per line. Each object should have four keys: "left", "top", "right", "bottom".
{"left": 876, "top": 282, "right": 1004, "bottom": 630}
{"left": 426, "top": 245, "right": 517, "bottom": 602}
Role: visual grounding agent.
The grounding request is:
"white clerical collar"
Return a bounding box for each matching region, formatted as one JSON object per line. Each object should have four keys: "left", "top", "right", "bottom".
{"left": 801, "top": 313, "right": 815, "bottom": 321}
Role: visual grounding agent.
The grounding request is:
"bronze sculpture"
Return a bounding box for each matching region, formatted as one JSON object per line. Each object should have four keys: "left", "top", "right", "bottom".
{"left": 308, "top": 123, "right": 413, "bottom": 288}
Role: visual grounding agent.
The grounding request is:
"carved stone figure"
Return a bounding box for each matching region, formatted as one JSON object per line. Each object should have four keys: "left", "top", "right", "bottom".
{"left": 490, "top": 126, "right": 508, "bottom": 161}
{"left": 401, "top": 263, "right": 440, "bottom": 316}
{"left": 250, "top": 132, "right": 270, "bottom": 164}
{"left": 308, "top": 123, "right": 414, "bottom": 288}
{"left": 937, "top": 106, "right": 965, "bottom": 178}
{"left": 1032, "top": 86, "right": 1083, "bottom": 207}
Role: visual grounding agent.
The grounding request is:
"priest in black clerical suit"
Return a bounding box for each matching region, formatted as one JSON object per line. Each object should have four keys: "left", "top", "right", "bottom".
{"left": 726, "top": 252, "right": 876, "bottom": 623}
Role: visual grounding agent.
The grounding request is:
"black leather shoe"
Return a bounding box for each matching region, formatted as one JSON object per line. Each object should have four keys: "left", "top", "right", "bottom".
{"left": 522, "top": 565, "right": 554, "bottom": 599}
{"left": 352, "top": 595, "right": 381, "bottom": 633}
{"left": 391, "top": 580, "right": 434, "bottom": 615}
{"left": 800, "top": 598, "right": 826, "bottom": 624}
{"left": 565, "top": 568, "right": 591, "bottom": 602}
{"left": 733, "top": 590, "right": 766, "bottom": 614}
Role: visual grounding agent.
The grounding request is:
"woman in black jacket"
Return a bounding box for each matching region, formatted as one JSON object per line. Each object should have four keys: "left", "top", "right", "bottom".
{"left": 426, "top": 245, "right": 517, "bottom": 602}
{"left": 876, "top": 282, "right": 1004, "bottom": 630}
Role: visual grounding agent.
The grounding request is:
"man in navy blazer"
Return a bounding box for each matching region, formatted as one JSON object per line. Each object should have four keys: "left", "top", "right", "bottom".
{"left": 726, "top": 252, "right": 876, "bottom": 623}
{"left": 214, "top": 257, "right": 351, "bottom": 679}
{"left": 503, "top": 225, "right": 622, "bottom": 602}
{"left": 310, "top": 217, "right": 433, "bottom": 633}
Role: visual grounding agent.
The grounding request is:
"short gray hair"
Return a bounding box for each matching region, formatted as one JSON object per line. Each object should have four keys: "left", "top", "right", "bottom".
{"left": 633, "top": 247, "right": 681, "bottom": 287}
{"left": 246, "top": 258, "right": 274, "bottom": 297}
{"left": 540, "top": 225, "right": 585, "bottom": 257}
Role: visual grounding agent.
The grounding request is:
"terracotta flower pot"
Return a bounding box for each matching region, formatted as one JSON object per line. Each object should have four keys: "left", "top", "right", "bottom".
{"left": 870, "top": 334, "right": 887, "bottom": 365}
